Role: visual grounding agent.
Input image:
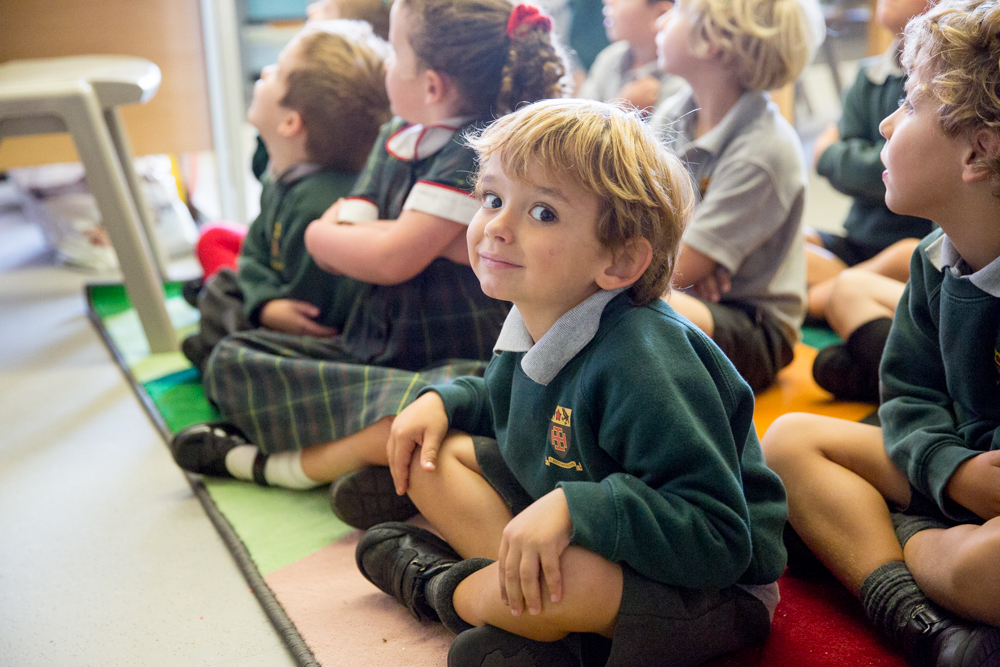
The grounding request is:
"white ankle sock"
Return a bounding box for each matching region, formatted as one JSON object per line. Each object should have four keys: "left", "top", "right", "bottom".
{"left": 264, "top": 451, "right": 321, "bottom": 489}
{"left": 224, "top": 445, "right": 259, "bottom": 481}
{"left": 223, "top": 447, "right": 320, "bottom": 489}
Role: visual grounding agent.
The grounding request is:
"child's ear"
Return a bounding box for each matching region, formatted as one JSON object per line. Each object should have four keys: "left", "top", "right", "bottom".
{"left": 962, "top": 130, "right": 1000, "bottom": 183}
{"left": 423, "top": 69, "right": 458, "bottom": 109}
{"left": 596, "top": 238, "right": 653, "bottom": 291}
{"left": 277, "top": 109, "right": 305, "bottom": 138}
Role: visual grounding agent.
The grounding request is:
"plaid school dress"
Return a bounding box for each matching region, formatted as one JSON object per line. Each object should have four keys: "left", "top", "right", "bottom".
{"left": 203, "top": 117, "right": 508, "bottom": 452}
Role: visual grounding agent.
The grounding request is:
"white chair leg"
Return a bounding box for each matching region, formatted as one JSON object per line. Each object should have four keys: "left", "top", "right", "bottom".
{"left": 64, "top": 89, "right": 178, "bottom": 353}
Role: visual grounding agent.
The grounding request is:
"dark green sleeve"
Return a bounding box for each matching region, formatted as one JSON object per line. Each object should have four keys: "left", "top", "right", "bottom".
{"left": 348, "top": 120, "right": 398, "bottom": 204}
{"left": 816, "top": 67, "right": 889, "bottom": 202}
{"left": 559, "top": 325, "right": 758, "bottom": 588}
{"left": 236, "top": 208, "right": 287, "bottom": 325}
{"left": 421, "top": 376, "right": 496, "bottom": 438}
{"left": 880, "top": 233, "right": 981, "bottom": 520}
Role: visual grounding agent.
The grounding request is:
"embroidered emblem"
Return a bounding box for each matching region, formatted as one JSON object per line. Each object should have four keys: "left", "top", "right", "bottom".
{"left": 548, "top": 406, "right": 571, "bottom": 458}
{"left": 545, "top": 406, "right": 582, "bottom": 471}
{"left": 699, "top": 176, "right": 711, "bottom": 197}
{"left": 270, "top": 220, "right": 284, "bottom": 271}
{"left": 995, "top": 348, "right": 1000, "bottom": 384}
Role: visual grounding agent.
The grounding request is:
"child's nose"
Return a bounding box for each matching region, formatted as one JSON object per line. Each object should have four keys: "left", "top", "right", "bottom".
{"left": 484, "top": 211, "right": 511, "bottom": 242}
{"left": 879, "top": 107, "right": 898, "bottom": 140}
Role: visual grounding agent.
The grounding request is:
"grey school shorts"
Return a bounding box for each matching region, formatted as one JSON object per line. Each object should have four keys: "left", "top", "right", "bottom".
{"left": 471, "top": 436, "right": 772, "bottom": 667}
{"left": 703, "top": 299, "right": 795, "bottom": 393}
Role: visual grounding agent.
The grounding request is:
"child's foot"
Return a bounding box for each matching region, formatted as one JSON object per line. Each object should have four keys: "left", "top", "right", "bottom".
{"left": 902, "top": 605, "right": 1000, "bottom": 667}
{"left": 169, "top": 422, "right": 251, "bottom": 479}
{"left": 812, "top": 343, "right": 880, "bottom": 403}
{"left": 330, "top": 466, "right": 419, "bottom": 529}
{"left": 355, "top": 522, "right": 460, "bottom": 622}
{"left": 182, "top": 277, "right": 204, "bottom": 307}
{"left": 448, "top": 625, "right": 581, "bottom": 667}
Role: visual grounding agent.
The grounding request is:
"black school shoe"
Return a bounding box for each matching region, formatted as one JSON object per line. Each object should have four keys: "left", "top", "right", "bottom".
{"left": 903, "top": 606, "right": 1000, "bottom": 667}
{"left": 330, "top": 466, "right": 418, "bottom": 529}
{"left": 181, "top": 277, "right": 204, "bottom": 308}
{"left": 449, "top": 625, "right": 583, "bottom": 667}
{"left": 355, "top": 521, "right": 460, "bottom": 622}
{"left": 169, "top": 421, "right": 251, "bottom": 478}
{"left": 812, "top": 344, "right": 880, "bottom": 403}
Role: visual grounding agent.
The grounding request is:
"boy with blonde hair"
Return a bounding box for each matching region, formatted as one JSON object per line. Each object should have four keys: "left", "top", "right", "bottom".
{"left": 355, "top": 99, "right": 788, "bottom": 667}
{"left": 763, "top": 1, "right": 1000, "bottom": 664}
{"left": 652, "top": 0, "right": 824, "bottom": 392}
{"left": 182, "top": 21, "right": 391, "bottom": 370}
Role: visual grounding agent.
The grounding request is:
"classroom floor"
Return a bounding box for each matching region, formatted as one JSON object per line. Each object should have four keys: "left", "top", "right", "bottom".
{"left": 0, "top": 56, "right": 857, "bottom": 665}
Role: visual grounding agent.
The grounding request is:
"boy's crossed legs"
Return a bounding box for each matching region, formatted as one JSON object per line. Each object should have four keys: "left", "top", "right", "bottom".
{"left": 358, "top": 430, "right": 771, "bottom": 667}
{"left": 763, "top": 414, "right": 1000, "bottom": 665}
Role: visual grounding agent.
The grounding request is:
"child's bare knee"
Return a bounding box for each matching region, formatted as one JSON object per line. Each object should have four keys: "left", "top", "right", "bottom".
{"left": 761, "top": 413, "right": 821, "bottom": 471}
{"left": 949, "top": 520, "right": 1000, "bottom": 622}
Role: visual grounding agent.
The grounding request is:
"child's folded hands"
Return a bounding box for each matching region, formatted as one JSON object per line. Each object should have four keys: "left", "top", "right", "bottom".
{"left": 945, "top": 449, "right": 1000, "bottom": 520}
{"left": 498, "top": 488, "right": 573, "bottom": 617}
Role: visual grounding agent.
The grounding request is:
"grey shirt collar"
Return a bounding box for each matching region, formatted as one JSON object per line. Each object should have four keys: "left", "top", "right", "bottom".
{"left": 271, "top": 162, "right": 322, "bottom": 184}
{"left": 865, "top": 40, "right": 905, "bottom": 86}
{"left": 671, "top": 90, "right": 770, "bottom": 159}
{"left": 925, "top": 233, "right": 1000, "bottom": 297}
{"left": 494, "top": 288, "right": 628, "bottom": 385}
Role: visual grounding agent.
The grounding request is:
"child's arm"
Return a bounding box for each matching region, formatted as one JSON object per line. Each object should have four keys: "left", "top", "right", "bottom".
{"left": 815, "top": 66, "right": 890, "bottom": 201}
{"left": 387, "top": 376, "right": 495, "bottom": 494}
{"left": 304, "top": 209, "right": 467, "bottom": 284}
{"left": 880, "top": 234, "right": 1000, "bottom": 521}
{"left": 678, "top": 159, "right": 792, "bottom": 289}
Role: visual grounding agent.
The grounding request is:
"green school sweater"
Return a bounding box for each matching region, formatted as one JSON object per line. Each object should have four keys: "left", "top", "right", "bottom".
{"left": 880, "top": 229, "right": 1000, "bottom": 522}
{"left": 816, "top": 52, "right": 933, "bottom": 250}
{"left": 430, "top": 294, "right": 788, "bottom": 588}
{"left": 238, "top": 168, "right": 363, "bottom": 327}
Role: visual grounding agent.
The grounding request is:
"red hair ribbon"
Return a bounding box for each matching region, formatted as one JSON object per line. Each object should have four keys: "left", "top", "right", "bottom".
{"left": 506, "top": 3, "right": 553, "bottom": 39}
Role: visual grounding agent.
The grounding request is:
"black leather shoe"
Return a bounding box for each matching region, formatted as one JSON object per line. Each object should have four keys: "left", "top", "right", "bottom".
{"left": 903, "top": 605, "right": 1000, "bottom": 667}
{"left": 812, "top": 344, "right": 880, "bottom": 403}
{"left": 355, "top": 522, "right": 460, "bottom": 622}
{"left": 182, "top": 277, "right": 204, "bottom": 308}
{"left": 448, "top": 625, "right": 582, "bottom": 667}
{"left": 169, "top": 422, "right": 251, "bottom": 478}
{"left": 330, "top": 466, "right": 418, "bottom": 529}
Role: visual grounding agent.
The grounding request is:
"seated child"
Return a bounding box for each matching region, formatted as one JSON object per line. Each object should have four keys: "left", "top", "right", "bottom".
{"left": 181, "top": 21, "right": 390, "bottom": 371}
{"left": 763, "top": 2, "right": 1000, "bottom": 664}
{"left": 356, "top": 99, "right": 788, "bottom": 667}
{"left": 578, "top": 0, "right": 685, "bottom": 111}
{"left": 806, "top": 0, "right": 934, "bottom": 298}
{"left": 169, "top": 0, "right": 569, "bottom": 521}
{"left": 651, "top": 0, "right": 824, "bottom": 392}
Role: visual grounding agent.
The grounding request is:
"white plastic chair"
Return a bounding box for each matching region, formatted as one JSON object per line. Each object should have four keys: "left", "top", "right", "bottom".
{"left": 0, "top": 55, "right": 178, "bottom": 353}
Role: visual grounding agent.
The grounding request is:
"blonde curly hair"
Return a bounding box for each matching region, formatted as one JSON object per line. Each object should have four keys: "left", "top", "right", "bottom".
{"left": 903, "top": 0, "right": 1000, "bottom": 177}
{"left": 401, "top": 0, "right": 570, "bottom": 116}
{"left": 467, "top": 99, "right": 693, "bottom": 305}
{"left": 684, "top": 0, "right": 825, "bottom": 91}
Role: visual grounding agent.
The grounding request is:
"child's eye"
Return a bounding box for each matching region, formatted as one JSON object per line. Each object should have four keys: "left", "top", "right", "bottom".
{"left": 482, "top": 193, "right": 502, "bottom": 210}
{"left": 898, "top": 96, "right": 913, "bottom": 112}
{"left": 529, "top": 205, "right": 557, "bottom": 223}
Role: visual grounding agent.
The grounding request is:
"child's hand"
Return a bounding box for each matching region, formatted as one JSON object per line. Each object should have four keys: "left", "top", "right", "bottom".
{"left": 615, "top": 76, "right": 661, "bottom": 113}
{"left": 386, "top": 392, "right": 450, "bottom": 495}
{"left": 945, "top": 450, "right": 1000, "bottom": 520}
{"left": 813, "top": 124, "right": 840, "bottom": 169}
{"left": 260, "top": 299, "right": 338, "bottom": 337}
{"left": 689, "top": 265, "right": 731, "bottom": 302}
{"left": 497, "top": 488, "right": 573, "bottom": 617}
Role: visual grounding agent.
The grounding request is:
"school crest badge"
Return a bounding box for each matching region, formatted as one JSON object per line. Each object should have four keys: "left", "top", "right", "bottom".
{"left": 545, "top": 406, "right": 582, "bottom": 471}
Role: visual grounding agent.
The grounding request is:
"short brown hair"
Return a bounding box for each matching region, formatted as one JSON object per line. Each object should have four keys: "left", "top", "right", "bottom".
{"left": 467, "top": 99, "right": 693, "bottom": 305}
{"left": 281, "top": 20, "right": 391, "bottom": 172}
{"left": 685, "top": 0, "right": 825, "bottom": 90}
{"left": 903, "top": 0, "right": 1000, "bottom": 178}
{"left": 401, "top": 0, "right": 570, "bottom": 117}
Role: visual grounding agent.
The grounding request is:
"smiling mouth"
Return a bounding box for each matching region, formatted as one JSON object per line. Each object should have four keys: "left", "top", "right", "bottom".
{"left": 478, "top": 251, "right": 520, "bottom": 269}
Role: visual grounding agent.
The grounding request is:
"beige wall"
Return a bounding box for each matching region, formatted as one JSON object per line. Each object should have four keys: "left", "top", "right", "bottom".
{"left": 0, "top": 0, "right": 213, "bottom": 168}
